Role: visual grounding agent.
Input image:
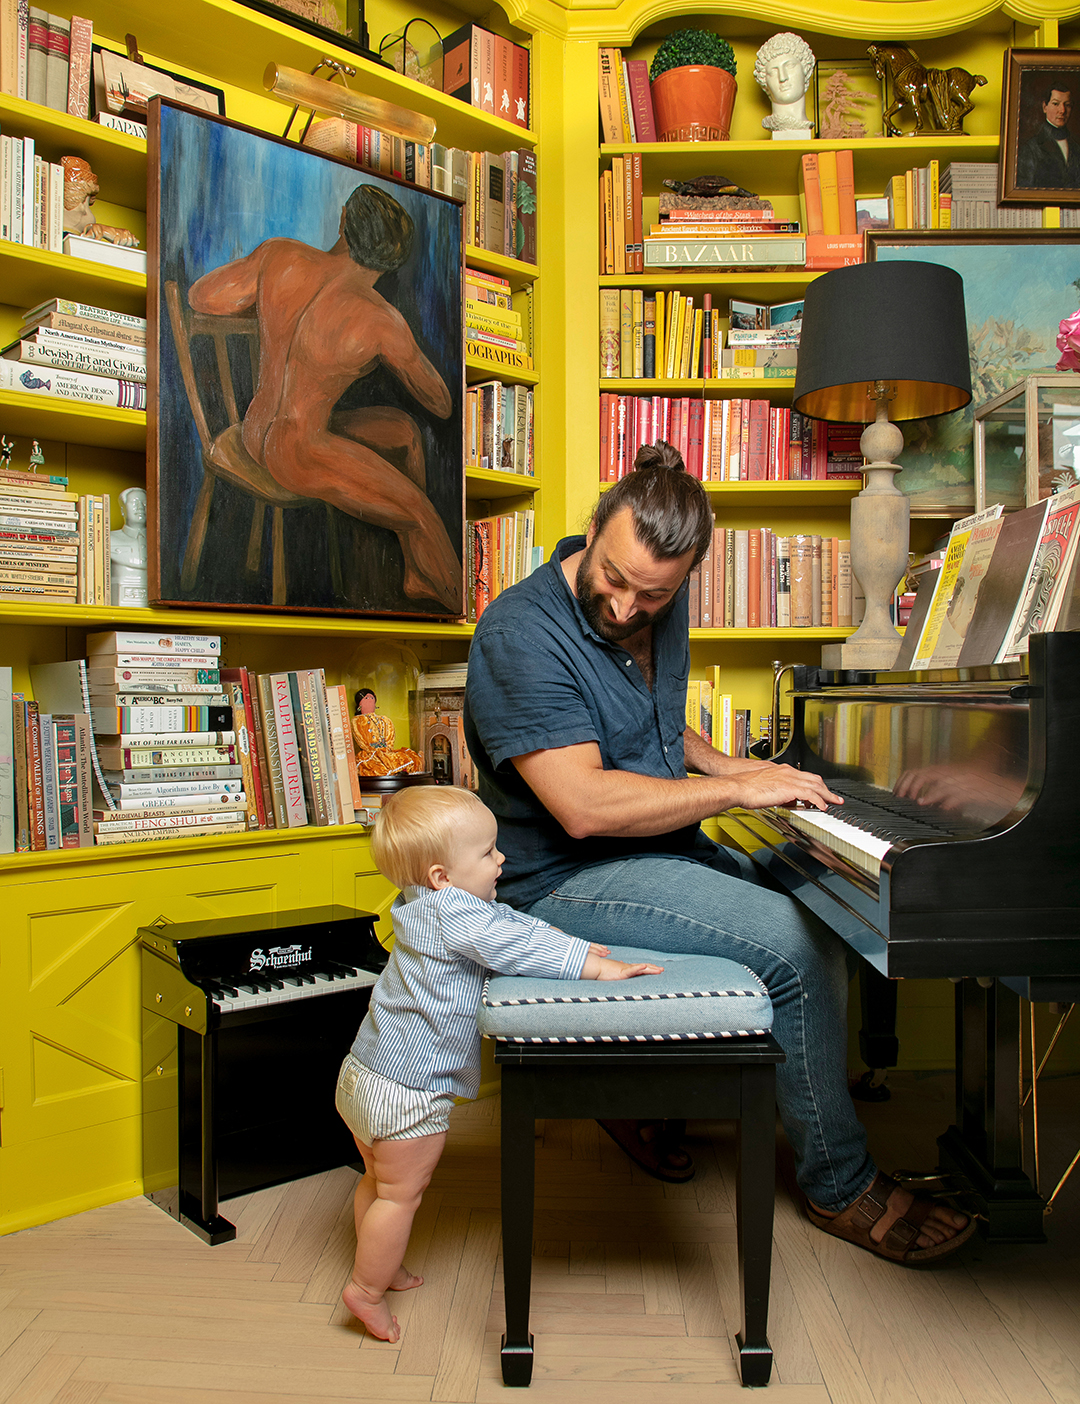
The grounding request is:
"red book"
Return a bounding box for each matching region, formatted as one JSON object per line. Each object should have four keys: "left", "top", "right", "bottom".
{"left": 767, "top": 408, "right": 778, "bottom": 480}
{"left": 665, "top": 208, "right": 775, "bottom": 222}
{"left": 747, "top": 529, "right": 761, "bottom": 627}
{"left": 66, "top": 15, "right": 92, "bottom": 119}
{"left": 799, "top": 153, "right": 824, "bottom": 236}
{"left": 728, "top": 399, "right": 743, "bottom": 480}
{"left": 746, "top": 400, "right": 769, "bottom": 480}
{"left": 658, "top": 394, "right": 671, "bottom": 443}
{"left": 804, "top": 234, "right": 863, "bottom": 269}
{"left": 480, "top": 28, "right": 496, "bottom": 113}
{"left": 636, "top": 395, "right": 650, "bottom": 460}
{"left": 516, "top": 149, "right": 537, "bottom": 265}
{"left": 495, "top": 36, "right": 513, "bottom": 122}
{"left": 669, "top": 399, "right": 683, "bottom": 460}
{"left": 473, "top": 519, "right": 493, "bottom": 618}
{"left": 630, "top": 152, "right": 643, "bottom": 274}
{"left": 624, "top": 58, "right": 657, "bottom": 141}
{"left": 511, "top": 41, "right": 530, "bottom": 128}
{"left": 25, "top": 700, "right": 46, "bottom": 851}
{"left": 687, "top": 400, "right": 705, "bottom": 480}
{"left": 600, "top": 392, "right": 613, "bottom": 481}
{"left": 615, "top": 395, "right": 628, "bottom": 478}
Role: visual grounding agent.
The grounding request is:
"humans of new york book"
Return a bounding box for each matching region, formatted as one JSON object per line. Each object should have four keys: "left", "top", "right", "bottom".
{"left": 152, "top": 103, "right": 463, "bottom": 617}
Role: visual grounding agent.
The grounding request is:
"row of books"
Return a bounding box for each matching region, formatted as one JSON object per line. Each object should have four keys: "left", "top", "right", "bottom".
{"left": 896, "top": 486, "right": 1080, "bottom": 672}
{"left": 441, "top": 21, "right": 530, "bottom": 129}
{"left": 465, "top": 379, "right": 534, "bottom": 475}
{"left": 0, "top": 456, "right": 110, "bottom": 604}
{"left": 688, "top": 529, "right": 857, "bottom": 630}
{"left": 466, "top": 508, "right": 537, "bottom": 621}
{"left": 597, "top": 46, "right": 656, "bottom": 144}
{"left": 0, "top": 297, "right": 148, "bottom": 410}
{"left": 0, "top": 135, "right": 63, "bottom": 252}
{"left": 797, "top": 152, "right": 863, "bottom": 269}
{"left": 684, "top": 674, "right": 756, "bottom": 758}
{"left": 0, "top": 6, "right": 92, "bottom": 117}
{"left": 599, "top": 289, "right": 801, "bottom": 380}
{"left": 305, "top": 122, "right": 538, "bottom": 268}
{"left": 465, "top": 265, "right": 531, "bottom": 361}
{"left": 600, "top": 394, "right": 865, "bottom": 483}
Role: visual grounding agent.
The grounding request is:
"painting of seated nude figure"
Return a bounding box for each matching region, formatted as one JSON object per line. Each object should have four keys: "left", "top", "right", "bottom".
{"left": 148, "top": 98, "right": 463, "bottom": 617}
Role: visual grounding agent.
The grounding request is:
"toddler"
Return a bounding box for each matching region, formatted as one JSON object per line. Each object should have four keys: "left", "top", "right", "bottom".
{"left": 335, "top": 784, "right": 662, "bottom": 1342}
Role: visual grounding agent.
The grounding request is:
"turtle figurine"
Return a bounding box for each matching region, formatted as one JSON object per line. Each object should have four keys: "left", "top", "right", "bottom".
{"left": 663, "top": 176, "right": 759, "bottom": 199}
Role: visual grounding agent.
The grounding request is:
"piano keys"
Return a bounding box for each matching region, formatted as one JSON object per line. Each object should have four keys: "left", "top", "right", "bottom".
{"left": 141, "top": 906, "right": 387, "bottom": 1243}
{"left": 727, "top": 631, "right": 1080, "bottom": 1242}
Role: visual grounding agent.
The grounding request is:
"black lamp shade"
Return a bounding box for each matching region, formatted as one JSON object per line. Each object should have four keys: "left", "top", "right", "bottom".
{"left": 792, "top": 260, "right": 972, "bottom": 423}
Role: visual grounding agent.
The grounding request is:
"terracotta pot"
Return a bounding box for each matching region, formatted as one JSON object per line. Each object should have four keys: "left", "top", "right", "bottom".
{"left": 651, "top": 65, "right": 737, "bottom": 142}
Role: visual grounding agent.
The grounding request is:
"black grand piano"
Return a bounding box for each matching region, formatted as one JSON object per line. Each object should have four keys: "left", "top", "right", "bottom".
{"left": 727, "top": 630, "right": 1080, "bottom": 1242}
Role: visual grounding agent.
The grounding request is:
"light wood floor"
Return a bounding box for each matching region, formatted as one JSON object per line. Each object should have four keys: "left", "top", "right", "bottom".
{"left": 0, "top": 1071, "right": 1077, "bottom": 1404}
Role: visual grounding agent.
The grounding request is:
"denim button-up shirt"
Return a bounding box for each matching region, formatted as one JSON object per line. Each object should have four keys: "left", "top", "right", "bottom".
{"left": 465, "top": 535, "right": 705, "bottom": 910}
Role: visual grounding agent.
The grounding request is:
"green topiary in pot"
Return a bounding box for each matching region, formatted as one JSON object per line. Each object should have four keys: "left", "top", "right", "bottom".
{"left": 649, "top": 29, "right": 739, "bottom": 141}
{"left": 650, "top": 29, "right": 737, "bottom": 82}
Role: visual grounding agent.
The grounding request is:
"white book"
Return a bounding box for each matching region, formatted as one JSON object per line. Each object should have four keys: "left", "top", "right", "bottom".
{"left": 0, "top": 136, "right": 10, "bottom": 243}
{"left": 10, "top": 134, "right": 22, "bottom": 244}
{"left": 86, "top": 630, "right": 220, "bottom": 655}
{"left": 103, "top": 732, "right": 235, "bottom": 748}
{"left": 31, "top": 153, "right": 42, "bottom": 247}
{"left": 63, "top": 233, "right": 147, "bottom": 275}
{"left": 4, "top": 341, "right": 148, "bottom": 382}
{"left": 20, "top": 136, "right": 33, "bottom": 245}
{"left": 93, "top": 822, "right": 247, "bottom": 843}
{"left": 95, "top": 812, "right": 245, "bottom": 833}
{"left": 26, "top": 327, "right": 146, "bottom": 359}
{"left": 111, "top": 792, "right": 247, "bottom": 814}
{"left": 107, "top": 779, "right": 245, "bottom": 799}
{"left": 21, "top": 298, "right": 147, "bottom": 330}
{"left": 0, "top": 358, "right": 146, "bottom": 409}
{"left": 96, "top": 112, "right": 147, "bottom": 138}
{"left": 47, "top": 160, "right": 62, "bottom": 253}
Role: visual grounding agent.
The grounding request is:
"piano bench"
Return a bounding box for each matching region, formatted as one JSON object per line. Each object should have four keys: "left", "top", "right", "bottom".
{"left": 479, "top": 948, "right": 784, "bottom": 1389}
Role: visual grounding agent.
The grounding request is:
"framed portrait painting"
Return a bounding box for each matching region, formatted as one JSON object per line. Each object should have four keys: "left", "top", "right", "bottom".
{"left": 147, "top": 98, "right": 464, "bottom": 619}
{"left": 1000, "top": 49, "right": 1080, "bottom": 204}
{"left": 867, "top": 229, "right": 1080, "bottom": 517}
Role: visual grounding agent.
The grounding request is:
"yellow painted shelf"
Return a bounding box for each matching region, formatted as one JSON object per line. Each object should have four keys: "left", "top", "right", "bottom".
{"left": 601, "top": 376, "right": 794, "bottom": 398}
{"left": 0, "top": 599, "right": 474, "bottom": 637}
{"left": 0, "top": 819, "right": 374, "bottom": 873}
{"left": 0, "top": 243, "right": 147, "bottom": 317}
{"left": 0, "top": 93, "right": 147, "bottom": 209}
{"left": 692, "top": 627, "right": 854, "bottom": 640}
{"left": 466, "top": 466, "right": 539, "bottom": 498}
{"left": 80, "top": 0, "right": 536, "bottom": 155}
{"left": 0, "top": 389, "right": 146, "bottom": 450}
{"left": 602, "top": 135, "right": 1001, "bottom": 192}
{"left": 600, "top": 272, "right": 822, "bottom": 296}
{"left": 600, "top": 479, "right": 861, "bottom": 501}
{"left": 465, "top": 246, "right": 539, "bottom": 291}
{"left": 466, "top": 353, "right": 538, "bottom": 384}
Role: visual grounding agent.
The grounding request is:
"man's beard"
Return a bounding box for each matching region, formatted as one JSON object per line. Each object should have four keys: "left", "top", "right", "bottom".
{"left": 575, "top": 540, "right": 683, "bottom": 643}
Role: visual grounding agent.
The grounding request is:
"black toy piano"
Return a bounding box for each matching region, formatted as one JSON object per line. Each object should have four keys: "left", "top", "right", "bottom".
{"left": 140, "top": 905, "right": 388, "bottom": 1244}
{"left": 728, "top": 630, "right": 1080, "bottom": 1243}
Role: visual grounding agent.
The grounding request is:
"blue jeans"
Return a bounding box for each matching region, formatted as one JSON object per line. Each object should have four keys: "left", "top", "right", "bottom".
{"left": 526, "top": 845, "right": 877, "bottom": 1212}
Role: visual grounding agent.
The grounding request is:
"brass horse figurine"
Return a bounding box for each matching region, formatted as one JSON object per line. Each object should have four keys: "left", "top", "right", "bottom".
{"left": 868, "top": 44, "right": 987, "bottom": 135}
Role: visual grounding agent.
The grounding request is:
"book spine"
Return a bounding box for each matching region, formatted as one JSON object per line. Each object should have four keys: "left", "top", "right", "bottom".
{"left": 311, "top": 668, "right": 340, "bottom": 825}
{"left": 38, "top": 713, "right": 58, "bottom": 849}
{"left": 256, "top": 673, "right": 287, "bottom": 827}
{"left": 270, "top": 674, "right": 307, "bottom": 827}
{"left": 12, "top": 695, "right": 29, "bottom": 851}
{"left": 597, "top": 47, "right": 623, "bottom": 142}
{"left": 324, "top": 683, "right": 356, "bottom": 824}
{"left": 25, "top": 4, "right": 45, "bottom": 104}
{"left": 92, "top": 823, "right": 246, "bottom": 844}
{"left": 66, "top": 13, "right": 91, "bottom": 116}
{"left": 223, "top": 680, "right": 259, "bottom": 830}
{"left": 625, "top": 58, "right": 657, "bottom": 141}
{"left": 43, "top": 11, "right": 68, "bottom": 111}
{"left": 799, "top": 153, "right": 824, "bottom": 236}
{"left": 6, "top": 342, "right": 148, "bottom": 381}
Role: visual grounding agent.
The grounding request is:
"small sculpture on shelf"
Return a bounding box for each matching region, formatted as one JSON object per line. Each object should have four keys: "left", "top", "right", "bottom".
{"left": 28, "top": 441, "right": 44, "bottom": 472}
{"left": 754, "top": 32, "right": 816, "bottom": 139}
{"left": 662, "top": 176, "right": 760, "bottom": 200}
{"left": 110, "top": 486, "right": 149, "bottom": 607}
{"left": 818, "top": 68, "right": 879, "bottom": 139}
{"left": 351, "top": 689, "right": 424, "bottom": 778}
{"left": 61, "top": 156, "right": 140, "bottom": 247}
{"left": 0, "top": 436, "right": 13, "bottom": 470}
{"left": 868, "top": 44, "right": 986, "bottom": 136}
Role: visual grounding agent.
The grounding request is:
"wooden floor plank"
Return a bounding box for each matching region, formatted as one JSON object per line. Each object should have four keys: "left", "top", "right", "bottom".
{"left": 0, "top": 1332, "right": 60, "bottom": 1404}
{"left": 431, "top": 1209, "right": 501, "bottom": 1403}
{"left": 674, "top": 1242, "right": 728, "bottom": 1341}
{"left": 640, "top": 1241, "right": 683, "bottom": 1317}
{"left": 71, "top": 1358, "right": 436, "bottom": 1400}
{"left": 393, "top": 1205, "right": 470, "bottom": 1378}
{"left": 4, "top": 1352, "right": 80, "bottom": 1404}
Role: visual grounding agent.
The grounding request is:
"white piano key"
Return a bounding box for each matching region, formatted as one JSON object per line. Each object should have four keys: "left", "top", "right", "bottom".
{"left": 775, "top": 807, "right": 892, "bottom": 879}
{"left": 211, "top": 969, "right": 379, "bottom": 1016}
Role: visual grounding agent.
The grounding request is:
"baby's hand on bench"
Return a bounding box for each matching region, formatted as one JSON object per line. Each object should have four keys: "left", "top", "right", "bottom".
{"left": 588, "top": 956, "right": 664, "bottom": 980}
{"left": 589, "top": 942, "right": 611, "bottom": 956}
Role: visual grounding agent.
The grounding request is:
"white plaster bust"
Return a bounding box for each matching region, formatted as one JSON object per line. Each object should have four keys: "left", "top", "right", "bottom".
{"left": 110, "top": 486, "right": 149, "bottom": 607}
{"left": 754, "top": 33, "right": 816, "bottom": 140}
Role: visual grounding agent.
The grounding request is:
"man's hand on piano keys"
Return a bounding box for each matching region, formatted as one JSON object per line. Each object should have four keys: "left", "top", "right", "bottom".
{"left": 728, "top": 763, "right": 843, "bottom": 814}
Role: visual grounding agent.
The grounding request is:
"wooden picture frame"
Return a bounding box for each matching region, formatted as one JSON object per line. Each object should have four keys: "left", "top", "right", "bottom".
{"left": 813, "top": 59, "right": 884, "bottom": 139}
{"left": 231, "top": 0, "right": 383, "bottom": 63}
{"left": 1000, "top": 48, "right": 1080, "bottom": 204}
{"left": 148, "top": 98, "right": 465, "bottom": 619}
{"left": 90, "top": 44, "right": 226, "bottom": 121}
{"left": 867, "top": 228, "right": 1080, "bottom": 517}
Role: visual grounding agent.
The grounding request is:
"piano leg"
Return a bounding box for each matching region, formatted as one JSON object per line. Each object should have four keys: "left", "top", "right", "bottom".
{"left": 937, "top": 978, "right": 1047, "bottom": 1244}
{"left": 176, "top": 1028, "right": 237, "bottom": 1246}
{"left": 853, "top": 964, "right": 898, "bottom": 1101}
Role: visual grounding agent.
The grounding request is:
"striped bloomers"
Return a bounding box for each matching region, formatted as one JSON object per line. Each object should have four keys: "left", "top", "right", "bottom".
{"left": 335, "top": 1051, "right": 456, "bottom": 1144}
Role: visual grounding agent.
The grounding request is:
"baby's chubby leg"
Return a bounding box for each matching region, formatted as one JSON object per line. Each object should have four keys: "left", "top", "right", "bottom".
{"left": 344, "top": 1131, "right": 447, "bottom": 1343}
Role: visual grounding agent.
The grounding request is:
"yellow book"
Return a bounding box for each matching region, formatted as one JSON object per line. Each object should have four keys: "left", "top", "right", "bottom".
{"left": 818, "top": 151, "right": 840, "bottom": 235}
{"left": 678, "top": 296, "right": 695, "bottom": 378}
{"left": 888, "top": 173, "right": 907, "bottom": 229}
{"left": 654, "top": 290, "right": 665, "bottom": 379}
{"left": 690, "top": 307, "right": 704, "bottom": 380}
{"left": 611, "top": 156, "right": 625, "bottom": 277}
{"left": 614, "top": 54, "right": 634, "bottom": 142}
{"left": 601, "top": 169, "right": 614, "bottom": 274}
{"left": 929, "top": 158, "right": 940, "bottom": 228}
{"left": 632, "top": 288, "right": 644, "bottom": 377}
{"left": 619, "top": 288, "right": 633, "bottom": 377}
{"left": 940, "top": 193, "right": 952, "bottom": 230}
{"left": 905, "top": 167, "right": 915, "bottom": 229}
{"left": 685, "top": 678, "right": 701, "bottom": 735}
{"left": 912, "top": 505, "right": 1003, "bottom": 668}
{"left": 666, "top": 293, "right": 685, "bottom": 379}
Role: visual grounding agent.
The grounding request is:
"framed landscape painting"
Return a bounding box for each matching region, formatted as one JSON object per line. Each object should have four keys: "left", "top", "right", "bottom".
{"left": 148, "top": 98, "right": 464, "bottom": 618}
{"left": 867, "top": 229, "right": 1080, "bottom": 517}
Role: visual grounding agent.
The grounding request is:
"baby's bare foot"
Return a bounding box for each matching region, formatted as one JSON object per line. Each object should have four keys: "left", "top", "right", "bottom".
{"left": 342, "top": 1281, "right": 400, "bottom": 1342}
{"left": 388, "top": 1265, "right": 423, "bottom": 1291}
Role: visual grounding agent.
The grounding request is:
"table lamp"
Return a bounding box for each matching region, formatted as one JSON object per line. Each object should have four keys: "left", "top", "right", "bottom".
{"left": 792, "top": 260, "right": 972, "bottom": 671}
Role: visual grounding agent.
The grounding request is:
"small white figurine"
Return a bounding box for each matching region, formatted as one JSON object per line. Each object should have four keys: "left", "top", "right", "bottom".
{"left": 754, "top": 33, "right": 816, "bottom": 140}
{"left": 110, "top": 485, "right": 149, "bottom": 607}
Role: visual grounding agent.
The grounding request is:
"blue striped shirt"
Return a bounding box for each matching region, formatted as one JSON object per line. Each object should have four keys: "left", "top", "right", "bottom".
{"left": 351, "top": 884, "right": 591, "bottom": 1099}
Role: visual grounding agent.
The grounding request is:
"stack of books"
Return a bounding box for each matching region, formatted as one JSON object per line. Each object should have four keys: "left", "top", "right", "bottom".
{"left": 465, "top": 379, "right": 534, "bottom": 474}
{"left": 466, "top": 508, "right": 538, "bottom": 621}
{"left": 597, "top": 46, "right": 657, "bottom": 143}
{"left": 0, "top": 137, "right": 64, "bottom": 251}
{"left": 0, "top": 8, "right": 93, "bottom": 116}
{"left": 0, "top": 458, "right": 79, "bottom": 603}
{"left": 798, "top": 152, "right": 863, "bottom": 268}
{"left": 441, "top": 22, "right": 530, "bottom": 128}
{"left": 0, "top": 299, "right": 148, "bottom": 410}
{"left": 687, "top": 529, "right": 857, "bottom": 630}
{"left": 599, "top": 153, "right": 643, "bottom": 274}
{"left": 6, "top": 682, "right": 92, "bottom": 851}
{"left": 684, "top": 671, "right": 753, "bottom": 758}
{"left": 465, "top": 267, "right": 532, "bottom": 371}
{"left": 941, "top": 163, "right": 1041, "bottom": 229}
{"left": 600, "top": 392, "right": 865, "bottom": 482}
{"left": 645, "top": 198, "right": 805, "bottom": 273}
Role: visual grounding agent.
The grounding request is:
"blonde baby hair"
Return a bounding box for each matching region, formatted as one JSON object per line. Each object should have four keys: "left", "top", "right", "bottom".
{"left": 370, "top": 785, "right": 488, "bottom": 889}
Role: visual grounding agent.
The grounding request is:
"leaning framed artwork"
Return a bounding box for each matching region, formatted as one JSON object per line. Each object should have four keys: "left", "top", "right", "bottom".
{"left": 147, "top": 98, "right": 464, "bottom": 619}
{"left": 867, "top": 229, "right": 1080, "bottom": 517}
{"left": 1000, "top": 48, "right": 1080, "bottom": 204}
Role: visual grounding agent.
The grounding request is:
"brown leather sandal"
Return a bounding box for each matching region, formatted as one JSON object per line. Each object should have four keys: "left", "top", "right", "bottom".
{"left": 806, "top": 1171, "right": 977, "bottom": 1264}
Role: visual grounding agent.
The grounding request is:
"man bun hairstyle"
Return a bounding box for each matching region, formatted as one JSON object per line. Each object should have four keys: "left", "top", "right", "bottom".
{"left": 593, "top": 440, "right": 714, "bottom": 566}
{"left": 370, "top": 785, "right": 487, "bottom": 889}
{"left": 342, "top": 185, "right": 414, "bottom": 272}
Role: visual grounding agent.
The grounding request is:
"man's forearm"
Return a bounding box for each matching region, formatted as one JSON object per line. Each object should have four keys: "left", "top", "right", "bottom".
{"left": 559, "top": 766, "right": 755, "bottom": 837}
{"left": 683, "top": 726, "right": 765, "bottom": 778}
